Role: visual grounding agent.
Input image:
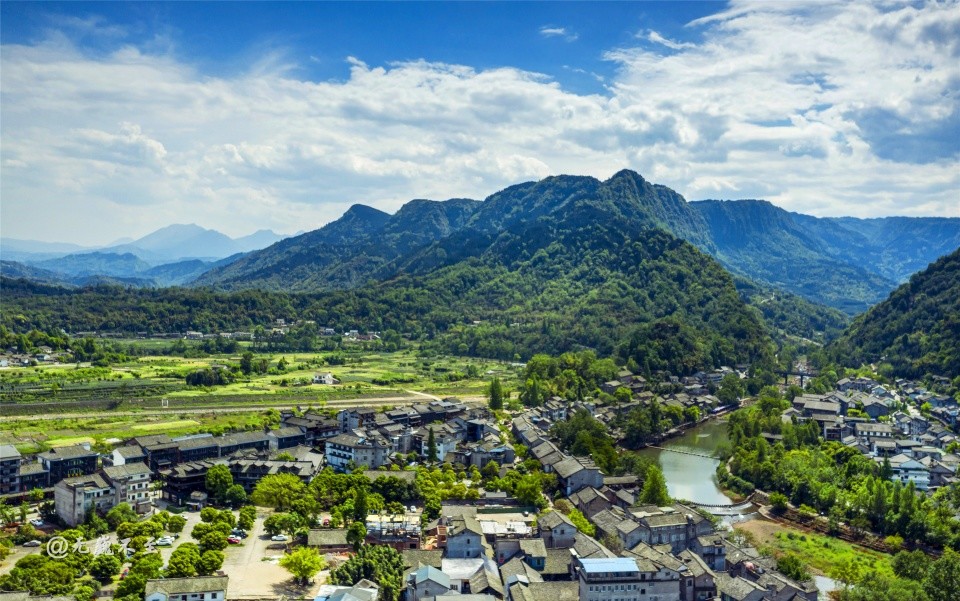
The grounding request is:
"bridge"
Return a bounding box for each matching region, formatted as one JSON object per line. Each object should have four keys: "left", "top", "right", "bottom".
{"left": 685, "top": 492, "right": 760, "bottom": 514}
{"left": 645, "top": 446, "right": 716, "bottom": 460}
{"left": 775, "top": 370, "right": 818, "bottom": 387}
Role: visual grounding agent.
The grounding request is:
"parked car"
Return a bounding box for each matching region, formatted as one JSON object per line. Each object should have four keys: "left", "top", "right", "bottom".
{"left": 322, "top": 518, "right": 330, "bottom": 527}
{"left": 231, "top": 528, "right": 248, "bottom": 538}
{"left": 29, "top": 519, "right": 44, "bottom": 527}
{"left": 270, "top": 534, "right": 288, "bottom": 542}
{"left": 23, "top": 540, "right": 42, "bottom": 547}
{"left": 227, "top": 535, "right": 241, "bottom": 544}
{"left": 154, "top": 536, "right": 174, "bottom": 547}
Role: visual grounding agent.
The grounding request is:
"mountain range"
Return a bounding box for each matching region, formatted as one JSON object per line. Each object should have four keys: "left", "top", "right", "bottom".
{"left": 0, "top": 225, "right": 287, "bottom": 287}
{"left": 194, "top": 171, "right": 960, "bottom": 315}
{"left": 4, "top": 169, "right": 958, "bottom": 377}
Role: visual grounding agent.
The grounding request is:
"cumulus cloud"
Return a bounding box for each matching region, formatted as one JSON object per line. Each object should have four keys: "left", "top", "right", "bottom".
{"left": 1, "top": 1, "right": 957, "bottom": 245}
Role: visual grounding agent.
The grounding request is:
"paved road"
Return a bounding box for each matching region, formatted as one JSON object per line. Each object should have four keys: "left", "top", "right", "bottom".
{"left": 0, "top": 395, "right": 484, "bottom": 421}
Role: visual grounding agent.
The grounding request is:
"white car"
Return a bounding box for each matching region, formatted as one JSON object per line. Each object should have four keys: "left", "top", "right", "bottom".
{"left": 23, "top": 540, "right": 42, "bottom": 547}
{"left": 29, "top": 519, "right": 44, "bottom": 527}
{"left": 154, "top": 537, "right": 174, "bottom": 546}
{"left": 270, "top": 534, "right": 288, "bottom": 542}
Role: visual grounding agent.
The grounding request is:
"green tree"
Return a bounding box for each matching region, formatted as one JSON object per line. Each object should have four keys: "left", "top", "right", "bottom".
{"left": 639, "top": 465, "right": 670, "bottom": 506}
{"left": 198, "top": 550, "right": 225, "bottom": 576}
{"left": 841, "top": 571, "right": 929, "bottom": 601}
{"left": 347, "top": 521, "right": 367, "bottom": 551}
{"left": 568, "top": 509, "right": 595, "bottom": 536}
{"left": 488, "top": 377, "right": 504, "bottom": 410}
{"left": 165, "top": 544, "right": 200, "bottom": 578}
{"left": 240, "top": 351, "right": 254, "bottom": 375}
{"left": 205, "top": 465, "right": 234, "bottom": 502}
{"left": 893, "top": 550, "right": 931, "bottom": 581}
{"left": 199, "top": 531, "right": 228, "bottom": 554}
{"left": 225, "top": 484, "right": 247, "bottom": 507}
{"left": 427, "top": 427, "right": 437, "bottom": 463}
{"left": 166, "top": 514, "right": 187, "bottom": 534}
{"left": 776, "top": 553, "right": 810, "bottom": 582}
{"left": 105, "top": 503, "right": 138, "bottom": 530}
{"left": 89, "top": 553, "right": 122, "bottom": 583}
{"left": 280, "top": 546, "right": 327, "bottom": 585}
{"left": 717, "top": 373, "right": 745, "bottom": 406}
{"left": 250, "top": 473, "right": 306, "bottom": 510}
{"left": 353, "top": 487, "right": 368, "bottom": 523}
{"left": 923, "top": 548, "right": 960, "bottom": 601}
{"left": 238, "top": 506, "right": 257, "bottom": 531}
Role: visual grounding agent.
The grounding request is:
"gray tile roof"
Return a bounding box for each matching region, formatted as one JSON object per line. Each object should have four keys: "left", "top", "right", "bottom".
{"left": 144, "top": 575, "right": 228, "bottom": 594}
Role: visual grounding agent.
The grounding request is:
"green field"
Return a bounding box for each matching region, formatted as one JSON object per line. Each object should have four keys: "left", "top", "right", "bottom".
{"left": 0, "top": 344, "right": 521, "bottom": 450}
{"left": 736, "top": 519, "right": 894, "bottom": 579}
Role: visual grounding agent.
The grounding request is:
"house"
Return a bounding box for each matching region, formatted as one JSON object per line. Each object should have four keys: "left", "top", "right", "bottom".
{"left": 537, "top": 510, "right": 577, "bottom": 549}
{"left": 308, "top": 529, "right": 352, "bottom": 553}
{"left": 54, "top": 473, "right": 114, "bottom": 527}
{"left": 446, "top": 515, "right": 485, "bottom": 559}
{"left": 104, "top": 444, "right": 147, "bottom": 467}
{"left": 553, "top": 457, "right": 604, "bottom": 496}
{"left": 408, "top": 566, "right": 452, "bottom": 601}
{"left": 38, "top": 444, "right": 99, "bottom": 484}
{"left": 0, "top": 445, "right": 21, "bottom": 495}
{"left": 268, "top": 426, "right": 308, "bottom": 450}
{"left": 314, "top": 372, "right": 341, "bottom": 385}
{"left": 144, "top": 575, "right": 229, "bottom": 601}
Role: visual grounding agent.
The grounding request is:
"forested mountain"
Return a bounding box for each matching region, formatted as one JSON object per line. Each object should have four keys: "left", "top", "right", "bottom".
{"left": 691, "top": 200, "right": 898, "bottom": 313}
{"left": 193, "top": 171, "right": 958, "bottom": 315}
{"left": 829, "top": 248, "right": 960, "bottom": 379}
{"left": 1, "top": 172, "right": 772, "bottom": 370}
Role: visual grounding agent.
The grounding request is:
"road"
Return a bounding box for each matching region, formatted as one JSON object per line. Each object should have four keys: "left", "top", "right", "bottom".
{"left": 0, "top": 394, "right": 484, "bottom": 421}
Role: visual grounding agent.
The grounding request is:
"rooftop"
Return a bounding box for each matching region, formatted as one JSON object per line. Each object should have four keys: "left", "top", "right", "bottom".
{"left": 578, "top": 557, "right": 639, "bottom": 574}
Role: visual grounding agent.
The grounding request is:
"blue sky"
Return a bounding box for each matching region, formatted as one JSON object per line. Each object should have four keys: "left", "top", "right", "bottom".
{"left": 1, "top": 1, "right": 958, "bottom": 244}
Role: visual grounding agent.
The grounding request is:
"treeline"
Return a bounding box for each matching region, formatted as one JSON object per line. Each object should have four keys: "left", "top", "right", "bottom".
{"left": 724, "top": 387, "right": 960, "bottom": 549}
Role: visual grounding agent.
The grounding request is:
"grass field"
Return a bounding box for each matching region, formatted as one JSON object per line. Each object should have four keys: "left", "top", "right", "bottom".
{"left": 0, "top": 343, "right": 522, "bottom": 450}
{"left": 735, "top": 518, "right": 894, "bottom": 578}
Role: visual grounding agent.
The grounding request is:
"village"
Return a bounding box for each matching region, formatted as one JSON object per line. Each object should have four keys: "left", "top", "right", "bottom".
{"left": 0, "top": 362, "right": 958, "bottom": 601}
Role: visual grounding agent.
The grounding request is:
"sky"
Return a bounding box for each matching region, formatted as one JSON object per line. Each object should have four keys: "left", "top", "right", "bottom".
{"left": 1, "top": 1, "right": 958, "bottom": 246}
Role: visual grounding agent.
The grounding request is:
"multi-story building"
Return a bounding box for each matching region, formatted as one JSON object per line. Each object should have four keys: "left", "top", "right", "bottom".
{"left": 102, "top": 462, "right": 152, "bottom": 510}
{"left": 572, "top": 555, "right": 680, "bottom": 601}
{"left": 54, "top": 473, "right": 114, "bottom": 527}
{"left": 38, "top": 444, "right": 99, "bottom": 484}
{"left": 0, "top": 445, "right": 21, "bottom": 495}
{"left": 325, "top": 432, "right": 392, "bottom": 471}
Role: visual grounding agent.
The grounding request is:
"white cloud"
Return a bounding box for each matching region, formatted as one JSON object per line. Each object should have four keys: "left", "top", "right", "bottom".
{"left": 1, "top": 1, "right": 958, "bottom": 245}
{"left": 539, "top": 26, "right": 579, "bottom": 41}
{"left": 642, "top": 30, "right": 695, "bottom": 50}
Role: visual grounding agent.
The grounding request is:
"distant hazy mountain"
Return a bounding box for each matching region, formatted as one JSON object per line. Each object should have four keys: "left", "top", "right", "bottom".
{"left": 101, "top": 223, "right": 284, "bottom": 263}
{"left": 0, "top": 260, "right": 71, "bottom": 286}
{"left": 2, "top": 225, "right": 287, "bottom": 268}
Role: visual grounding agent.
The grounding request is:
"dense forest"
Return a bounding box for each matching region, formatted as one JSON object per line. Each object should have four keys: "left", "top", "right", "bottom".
{"left": 829, "top": 249, "right": 960, "bottom": 379}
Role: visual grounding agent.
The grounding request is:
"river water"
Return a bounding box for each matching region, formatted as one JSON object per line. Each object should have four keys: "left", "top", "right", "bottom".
{"left": 636, "top": 419, "right": 733, "bottom": 505}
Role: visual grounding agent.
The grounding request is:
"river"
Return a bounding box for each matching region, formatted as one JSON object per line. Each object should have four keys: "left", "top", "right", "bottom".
{"left": 637, "top": 419, "right": 733, "bottom": 505}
